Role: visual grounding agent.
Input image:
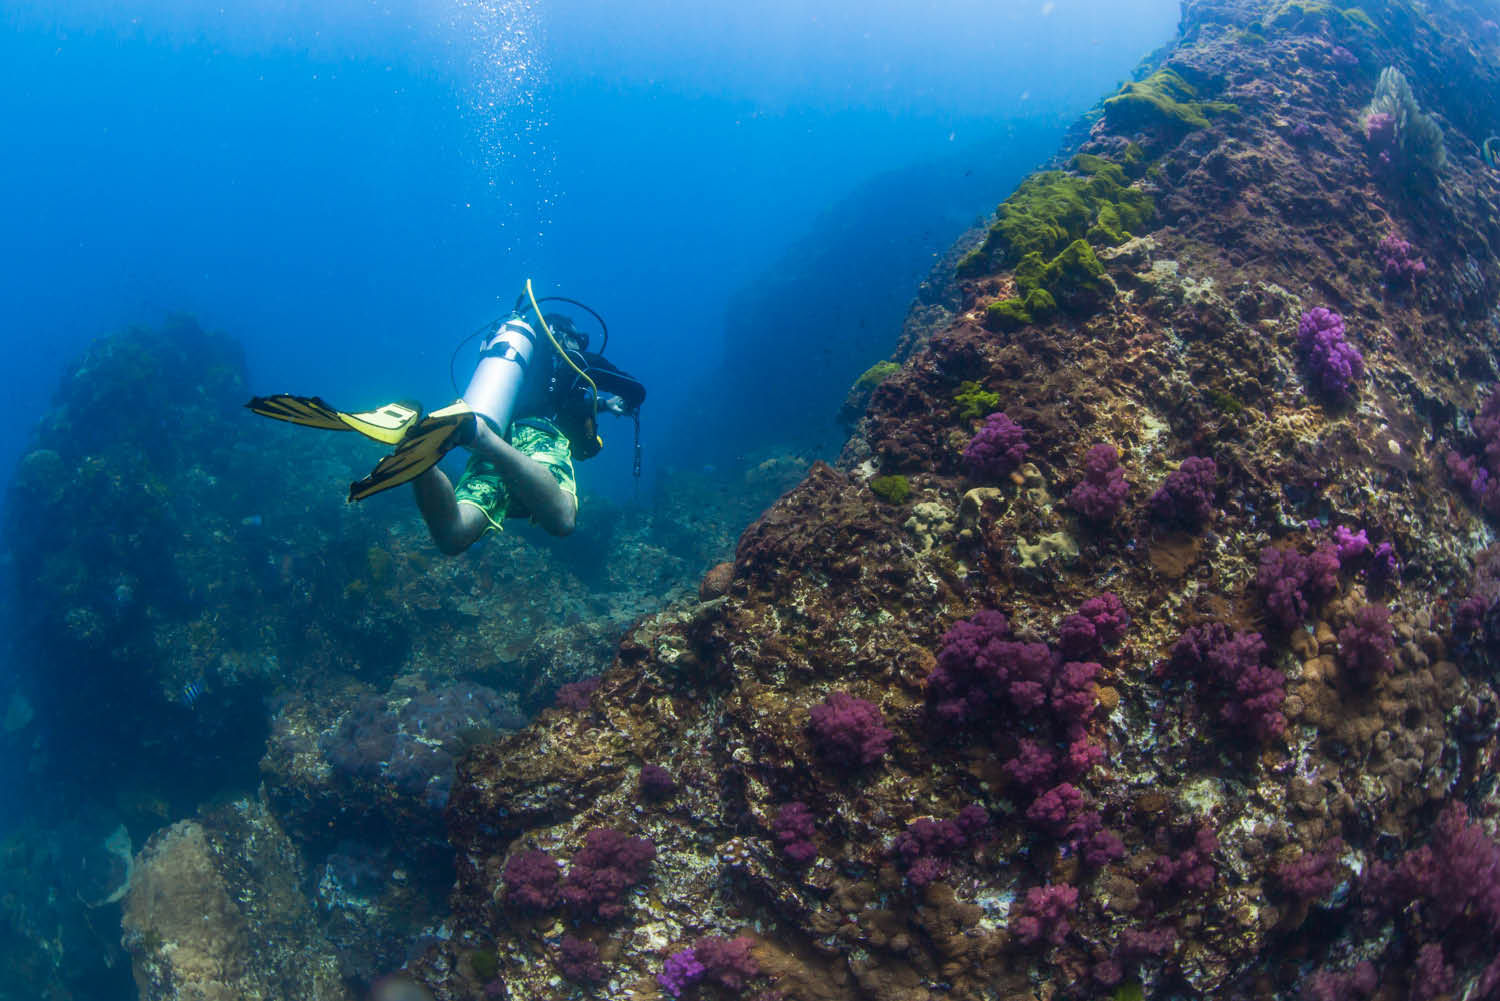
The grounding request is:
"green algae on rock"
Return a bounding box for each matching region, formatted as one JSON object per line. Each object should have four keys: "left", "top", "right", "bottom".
{"left": 952, "top": 380, "right": 1001, "bottom": 420}
{"left": 868, "top": 473, "right": 912, "bottom": 504}
{"left": 853, "top": 360, "right": 900, "bottom": 389}
{"left": 960, "top": 153, "right": 1156, "bottom": 278}
{"left": 1102, "top": 67, "right": 1240, "bottom": 131}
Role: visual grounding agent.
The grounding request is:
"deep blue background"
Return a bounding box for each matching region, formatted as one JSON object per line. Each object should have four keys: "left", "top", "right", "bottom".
{"left": 0, "top": 0, "right": 1179, "bottom": 500}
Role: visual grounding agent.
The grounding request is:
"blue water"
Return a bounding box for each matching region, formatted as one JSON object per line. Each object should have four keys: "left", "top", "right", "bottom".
{"left": 1, "top": 0, "right": 1177, "bottom": 499}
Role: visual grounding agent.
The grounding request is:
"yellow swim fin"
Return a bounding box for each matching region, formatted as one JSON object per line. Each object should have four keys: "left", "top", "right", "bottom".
{"left": 335, "top": 401, "right": 422, "bottom": 445}
{"left": 246, "top": 395, "right": 422, "bottom": 445}
{"left": 347, "top": 401, "right": 477, "bottom": 502}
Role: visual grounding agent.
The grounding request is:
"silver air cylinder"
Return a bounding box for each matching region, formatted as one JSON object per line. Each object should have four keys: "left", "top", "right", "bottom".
{"left": 463, "top": 315, "right": 537, "bottom": 430}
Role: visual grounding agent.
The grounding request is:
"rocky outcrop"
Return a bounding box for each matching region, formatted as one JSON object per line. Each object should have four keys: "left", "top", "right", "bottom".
{"left": 121, "top": 797, "right": 349, "bottom": 1001}
{"left": 416, "top": 2, "right": 1500, "bottom": 998}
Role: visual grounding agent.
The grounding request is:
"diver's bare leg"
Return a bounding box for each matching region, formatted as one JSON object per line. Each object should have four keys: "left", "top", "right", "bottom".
{"left": 413, "top": 467, "right": 488, "bottom": 555}
{"left": 466, "top": 418, "right": 577, "bottom": 537}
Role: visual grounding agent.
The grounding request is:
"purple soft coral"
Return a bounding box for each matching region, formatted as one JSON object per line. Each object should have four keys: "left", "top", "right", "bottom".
{"left": 1151, "top": 824, "right": 1219, "bottom": 894}
{"left": 929, "top": 611, "right": 1065, "bottom": 723}
{"left": 658, "top": 936, "right": 759, "bottom": 997}
{"left": 1168, "top": 623, "right": 1286, "bottom": 740}
{"left": 1365, "top": 800, "right": 1500, "bottom": 936}
{"left": 1379, "top": 234, "right": 1427, "bottom": 286}
{"left": 657, "top": 948, "right": 707, "bottom": 998}
{"left": 560, "top": 828, "right": 656, "bottom": 919}
{"left": 1256, "top": 544, "right": 1342, "bottom": 630}
{"left": 807, "top": 691, "right": 893, "bottom": 768}
{"left": 772, "top": 801, "right": 818, "bottom": 864}
{"left": 962, "top": 412, "right": 1029, "bottom": 480}
{"left": 894, "top": 807, "right": 986, "bottom": 887}
{"left": 559, "top": 935, "right": 607, "bottom": 983}
{"left": 639, "top": 763, "right": 677, "bottom": 801}
{"left": 1448, "top": 388, "right": 1500, "bottom": 518}
{"left": 1068, "top": 443, "right": 1130, "bottom": 522}
{"left": 1058, "top": 593, "right": 1130, "bottom": 658}
{"left": 1010, "top": 884, "right": 1079, "bottom": 947}
{"left": 503, "top": 848, "right": 562, "bottom": 910}
{"left": 1148, "top": 456, "right": 1218, "bottom": 527}
{"left": 1275, "top": 840, "right": 1344, "bottom": 901}
{"left": 1296, "top": 307, "right": 1365, "bottom": 400}
{"left": 1304, "top": 961, "right": 1379, "bottom": 1001}
{"left": 1338, "top": 604, "right": 1395, "bottom": 681}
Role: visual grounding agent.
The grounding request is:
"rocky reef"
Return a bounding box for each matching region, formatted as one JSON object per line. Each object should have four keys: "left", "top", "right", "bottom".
{"left": 10, "top": 0, "right": 1500, "bottom": 998}
{"left": 0, "top": 315, "right": 804, "bottom": 996}
{"left": 401, "top": 1, "right": 1500, "bottom": 999}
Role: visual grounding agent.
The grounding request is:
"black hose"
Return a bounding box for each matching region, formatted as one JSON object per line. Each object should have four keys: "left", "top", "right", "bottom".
{"left": 513, "top": 294, "right": 610, "bottom": 353}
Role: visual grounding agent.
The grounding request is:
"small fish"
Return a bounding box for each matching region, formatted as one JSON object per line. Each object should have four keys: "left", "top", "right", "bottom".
{"left": 180, "top": 680, "right": 204, "bottom": 707}
{"left": 242, "top": 514, "right": 263, "bottom": 527}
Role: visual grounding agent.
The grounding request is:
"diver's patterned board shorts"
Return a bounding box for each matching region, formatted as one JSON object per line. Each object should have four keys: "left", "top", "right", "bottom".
{"left": 454, "top": 417, "right": 577, "bottom": 533}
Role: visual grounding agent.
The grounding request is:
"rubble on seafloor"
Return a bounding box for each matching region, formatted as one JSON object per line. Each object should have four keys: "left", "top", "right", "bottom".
{"left": 396, "top": 1, "right": 1500, "bottom": 999}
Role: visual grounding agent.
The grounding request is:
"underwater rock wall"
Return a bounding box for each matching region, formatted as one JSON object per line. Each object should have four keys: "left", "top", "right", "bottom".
{"left": 421, "top": 2, "right": 1500, "bottom": 999}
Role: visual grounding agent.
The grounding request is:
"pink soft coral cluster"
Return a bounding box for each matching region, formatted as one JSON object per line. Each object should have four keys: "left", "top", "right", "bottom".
{"left": 893, "top": 805, "right": 988, "bottom": 887}
{"left": 1296, "top": 307, "right": 1365, "bottom": 400}
{"left": 1256, "top": 542, "right": 1342, "bottom": 630}
{"left": 1010, "top": 883, "right": 1079, "bottom": 947}
{"left": 657, "top": 936, "right": 759, "bottom": 999}
{"left": 1378, "top": 233, "right": 1427, "bottom": 286}
{"left": 1149, "top": 824, "right": 1219, "bottom": 894}
{"left": 1057, "top": 592, "right": 1131, "bottom": 658}
{"left": 1447, "top": 387, "right": 1500, "bottom": 518}
{"left": 1275, "top": 839, "right": 1344, "bottom": 901}
{"left": 1337, "top": 604, "right": 1395, "bottom": 681}
{"left": 1167, "top": 622, "right": 1286, "bottom": 741}
{"left": 559, "top": 828, "right": 657, "bottom": 919}
{"left": 806, "top": 691, "right": 893, "bottom": 768}
{"left": 962, "top": 411, "right": 1029, "bottom": 480}
{"left": 930, "top": 599, "right": 1126, "bottom": 868}
{"left": 1068, "top": 443, "right": 1130, "bottom": 522}
{"left": 1148, "top": 456, "right": 1218, "bottom": 527}
{"left": 771, "top": 801, "right": 818, "bottom": 864}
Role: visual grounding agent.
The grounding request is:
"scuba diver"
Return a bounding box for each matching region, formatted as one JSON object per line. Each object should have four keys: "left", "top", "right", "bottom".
{"left": 246, "top": 280, "right": 646, "bottom": 554}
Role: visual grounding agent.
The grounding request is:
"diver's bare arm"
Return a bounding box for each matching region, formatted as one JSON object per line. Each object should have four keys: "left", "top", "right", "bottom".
{"left": 469, "top": 421, "right": 577, "bottom": 536}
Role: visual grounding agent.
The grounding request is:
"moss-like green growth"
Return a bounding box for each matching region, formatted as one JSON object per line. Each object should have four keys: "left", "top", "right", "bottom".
{"left": 984, "top": 288, "right": 1057, "bottom": 332}
{"left": 854, "top": 361, "right": 900, "bottom": 390}
{"left": 985, "top": 239, "right": 1106, "bottom": 328}
{"left": 1018, "top": 240, "right": 1110, "bottom": 313}
{"left": 985, "top": 297, "right": 1033, "bottom": 331}
{"left": 870, "top": 474, "right": 912, "bottom": 504}
{"left": 954, "top": 380, "right": 1001, "bottom": 420}
{"left": 470, "top": 949, "right": 499, "bottom": 982}
{"left": 1205, "top": 387, "right": 1246, "bottom": 415}
{"left": 985, "top": 156, "right": 1154, "bottom": 267}
{"left": 959, "top": 151, "right": 1152, "bottom": 283}
{"left": 1265, "top": 1, "right": 1375, "bottom": 32}
{"left": 1103, "top": 68, "right": 1240, "bottom": 132}
{"left": 1113, "top": 984, "right": 1145, "bottom": 1001}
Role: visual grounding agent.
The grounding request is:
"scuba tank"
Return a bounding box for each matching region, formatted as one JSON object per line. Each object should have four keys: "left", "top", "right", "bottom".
{"left": 462, "top": 313, "right": 540, "bottom": 432}
{"left": 451, "top": 282, "right": 648, "bottom": 474}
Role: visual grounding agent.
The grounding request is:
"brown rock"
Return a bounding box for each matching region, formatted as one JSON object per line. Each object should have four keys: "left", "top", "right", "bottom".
{"left": 700, "top": 560, "right": 735, "bottom": 600}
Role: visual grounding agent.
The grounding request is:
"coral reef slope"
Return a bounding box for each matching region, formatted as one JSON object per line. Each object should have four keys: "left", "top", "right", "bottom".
{"left": 426, "top": 1, "right": 1500, "bottom": 999}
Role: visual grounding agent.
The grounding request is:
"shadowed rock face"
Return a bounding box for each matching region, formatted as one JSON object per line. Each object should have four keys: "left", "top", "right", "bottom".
{"left": 415, "top": 1, "right": 1500, "bottom": 998}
